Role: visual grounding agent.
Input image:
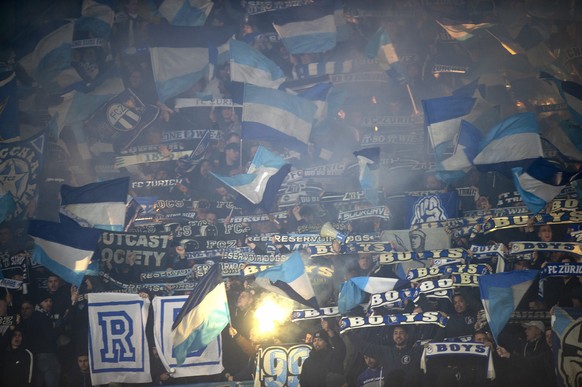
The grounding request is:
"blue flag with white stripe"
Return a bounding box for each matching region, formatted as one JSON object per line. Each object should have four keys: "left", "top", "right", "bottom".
{"left": 478, "top": 270, "right": 539, "bottom": 343}
{"left": 60, "top": 177, "right": 129, "bottom": 231}
{"left": 512, "top": 157, "right": 582, "bottom": 214}
{"left": 365, "top": 26, "right": 406, "bottom": 84}
{"left": 353, "top": 147, "right": 380, "bottom": 206}
{"left": 158, "top": 0, "right": 213, "bottom": 26}
{"left": 229, "top": 40, "right": 286, "bottom": 89}
{"left": 437, "top": 120, "right": 482, "bottom": 184}
{"left": 28, "top": 215, "right": 103, "bottom": 287}
{"left": 540, "top": 72, "right": 582, "bottom": 125}
{"left": 242, "top": 84, "right": 317, "bottom": 152}
{"left": 255, "top": 250, "right": 319, "bottom": 309}
{"left": 339, "top": 276, "right": 400, "bottom": 313}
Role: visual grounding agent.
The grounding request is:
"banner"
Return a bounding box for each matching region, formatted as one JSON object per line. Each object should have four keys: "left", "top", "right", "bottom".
{"left": 131, "top": 178, "right": 184, "bottom": 189}
{"left": 96, "top": 231, "right": 172, "bottom": 269}
{"left": 174, "top": 98, "right": 242, "bottom": 108}
{"left": 161, "top": 130, "right": 220, "bottom": 142}
{"left": 406, "top": 264, "right": 491, "bottom": 281}
{"left": 152, "top": 296, "right": 223, "bottom": 378}
{"left": 510, "top": 242, "right": 582, "bottom": 256}
{"left": 338, "top": 206, "right": 391, "bottom": 222}
{"left": 229, "top": 211, "right": 288, "bottom": 224}
{"left": 291, "top": 306, "right": 340, "bottom": 322}
{"left": 88, "top": 293, "right": 151, "bottom": 385}
{"left": 286, "top": 162, "right": 347, "bottom": 181}
{"left": 0, "top": 132, "right": 45, "bottom": 220}
{"left": 330, "top": 72, "right": 390, "bottom": 84}
{"left": 378, "top": 248, "right": 468, "bottom": 265}
{"left": 255, "top": 344, "right": 311, "bottom": 387}
{"left": 360, "top": 115, "right": 422, "bottom": 127}
{"left": 360, "top": 131, "right": 423, "bottom": 146}
{"left": 540, "top": 262, "right": 582, "bottom": 278}
{"left": 551, "top": 307, "right": 582, "bottom": 387}
{"left": 407, "top": 191, "right": 459, "bottom": 227}
{"left": 420, "top": 343, "right": 494, "bottom": 380}
{"left": 339, "top": 311, "right": 449, "bottom": 333}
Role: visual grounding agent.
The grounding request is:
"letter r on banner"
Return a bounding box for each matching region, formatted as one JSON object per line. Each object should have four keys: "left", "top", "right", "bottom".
{"left": 99, "top": 311, "right": 136, "bottom": 362}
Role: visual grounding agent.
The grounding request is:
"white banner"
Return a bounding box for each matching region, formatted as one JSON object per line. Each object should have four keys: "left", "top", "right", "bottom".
{"left": 152, "top": 296, "right": 223, "bottom": 378}
{"left": 88, "top": 293, "right": 151, "bottom": 385}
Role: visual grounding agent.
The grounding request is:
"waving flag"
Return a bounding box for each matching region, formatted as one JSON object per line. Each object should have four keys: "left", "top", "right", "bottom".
{"left": 172, "top": 263, "right": 229, "bottom": 365}
{"left": 229, "top": 40, "right": 286, "bottom": 88}
{"left": 365, "top": 26, "right": 406, "bottom": 83}
{"left": 437, "top": 120, "right": 482, "bottom": 184}
{"left": 353, "top": 147, "right": 380, "bottom": 206}
{"left": 339, "top": 276, "right": 400, "bottom": 313}
{"left": 478, "top": 270, "right": 539, "bottom": 343}
{"left": 542, "top": 120, "right": 582, "bottom": 162}
{"left": 158, "top": 0, "right": 213, "bottom": 26}
{"left": 473, "top": 112, "right": 543, "bottom": 172}
{"left": 271, "top": 1, "right": 336, "bottom": 54}
{"left": 539, "top": 72, "right": 582, "bottom": 125}
{"left": 254, "top": 250, "right": 319, "bottom": 309}
{"left": 512, "top": 158, "right": 582, "bottom": 214}
{"left": 242, "top": 84, "right": 317, "bottom": 152}
{"left": 60, "top": 177, "right": 129, "bottom": 231}
{"left": 435, "top": 17, "right": 494, "bottom": 41}
{"left": 28, "top": 215, "right": 103, "bottom": 287}
{"left": 212, "top": 146, "right": 291, "bottom": 212}
{"left": 297, "top": 82, "right": 332, "bottom": 124}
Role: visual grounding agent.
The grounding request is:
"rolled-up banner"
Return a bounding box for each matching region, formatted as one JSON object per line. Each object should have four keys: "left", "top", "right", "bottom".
{"left": 291, "top": 306, "right": 340, "bottom": 322}
{"left": 378, "top": 248, "right": 469, "bottom": 265}
{"left": 540, "top": 262, "right": 582, "bottom": 278}
{"left": 406, "top": 264, "right": 491, "bottom": 281}
{"left": 340, "top": 311, "right": 449, "bottom": 333}
{"left": 510, "top": 241, "right": 582, "bottom": 256}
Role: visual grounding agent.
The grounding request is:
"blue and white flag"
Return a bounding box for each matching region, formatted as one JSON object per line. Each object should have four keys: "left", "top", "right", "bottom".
{"left": 88, "top": 292, "right": 151, "bottom": 385}
{"left": 28, "top": 215, "right": 102, "bottom": 287}
{"left": 242, "top": 84, "right": 317, "bottom": 152}
{"left": 297, "top": 82, "right": 332, "bottom": 125}
{"left": 153, "top": 296, "right": 223, "bottom": 378}
{"left": 478, "top": 270, "right": 539, "bottom": 343}
{"left": 437, "top": 120, "right": 482, "bottom": 183}
{"left": 229, "top": 40, "right": 286, "bottom": 89}
{"left": 60, "top": 177, "right": 129, "bottom": 231}
{"left": 172, "top": 263, "right": 230, "bottom": 365}
{"left": 542, "top": 120, "right": 582, "bottom": 162}
{"left": 407, "top": 191, "right": 459, "bottom": 227}
{"left": 212, "top": 145, "right": 291, "bottom": 212}
{"left": 0, "top": 188, "right": 15, "bottom": 224}
{"left": 339, "top": 276, "right": 399, "bottom": 313}
{"left": 271, "top": 1, "right": 336, "bottom": 54}
{"left": 365, "top": 27, "right": 405, "bottom": 83}
{"left": 150, "top": 45, "right": 209, "bottom": 103}
{"left": 473, "top": 112, "right": 543, "bottom": 172}
{"left": 423, "top": 94, "right": 476, "bottom": 152}
{"left": 254, "top": 250, "right": 319, "bottom": 309}
{"left": 353, "top": 147, "right": 380, "bottom": 206}
{"left": 158, "top": 0, "right": 213, "bottom": 27}
{"left": 551, "top": 307, "right": 582, "bottom": 387}
{"left": 540, "top": 72, "right": 582, "bottom": 125}
{"left": 512, "top": 158, "right": 581, "bottom": 215}
{"left": 292, "top": 60, "right": 352, "bottom": 79}
{"left": 77, "top": 0, "right": 115, "bottom": 40}
{"left": 0, "top": 72, "right": 20, "bottom": 141}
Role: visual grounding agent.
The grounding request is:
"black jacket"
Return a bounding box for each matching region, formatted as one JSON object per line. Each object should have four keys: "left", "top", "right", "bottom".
{"left": 300, "top": 333, "right": 346, "bottom": 387}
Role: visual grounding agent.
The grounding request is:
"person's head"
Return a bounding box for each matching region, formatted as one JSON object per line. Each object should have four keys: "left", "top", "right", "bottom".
{"left": 198, "top": 159, "right": 213, "bottom": 176}
{"left": 409, "top": 229, "right": 426, "bottom": 251}
{"left": 522, "top": 321, "right": 544, "bottom": 341}
{"left": 473, "top": 330, "right": 493, "bottom": 348}
{"left": 77, "top": 354, "right": 90, "bottom": 373}
{"left": 393, "top": 326, "right": 409, "bottom": 348}
{"left": 47, "top": 275, "right": 61, "bottom": 293}
{"left": 299, "top": 206, "right": 317, "bottom": 223}
{"left": 476, "top": 195, "right": 491, "bottom": 211}
{"left": 0, "top": 227, "right": 11, "bottom": 244}
{"left": 37, "top": 291, "right": 53, "bottom": 313}
{"left": 545, "top": 328, "right": 553, "bottom": 348}
{"left": 538, "top": 225, "right": 553, "bottom": 242}
{"left": 424, "top": 173, "right": 444, "bottom": 190}
{"left": 312, "top": 330, "right": 330, "bottom": 351}
{"left": 358, "top": 254, "right": 373, "bottom": 271}
{"left": 10, "top": 329, "right": 23, "bottom": 350}
{"left": 225, "top": 143, "right": 240, "bottom": 163}
{"left": 236, "top": 290, "right": 254, "bottom": 311}
{"left": 364, "top": 354, "right": 380, "bottom": 369}
{"left": 125, "top": 0, "right": 139, "bottom": 15}
{"left": 513, "top": 259, "right": 531, "bottom": 270}
{"left": 205, "top": 211, "right": 217, "bottom": 225}
{"left": 453, "top": 293, "right": 468, "bottom": 314}
{"left": 304, "top": 332, "right": 313, "bottom": 344}
{"left": 225, "top": 132, "right": 241, "bottom": 145}
{"left": 20, "top": 300, "right": 34, "bottom": 320}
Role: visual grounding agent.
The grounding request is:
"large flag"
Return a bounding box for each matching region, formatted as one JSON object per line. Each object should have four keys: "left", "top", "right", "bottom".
{"left": 271, "top": 1, "right": 336, "bottom": 54}
{"left": 353, "top": 147, "right": 380, "bottom": 206}
{"left": 478, "top": 270, "right": 539, "bottom": 343}
{"left": 539, "top": 72, "right": 582, "bottom": 125}
{"left": 254, "top": 250, "right": 319, "bottom": 309}
{"left": 339, "top": 276, "right": 399, "bottom": 314}
{"left": 365, "top": 26, "right": 406, "bottom": 84}
{"left": 158, "top": 0, "right": 213, "bottom": 26}
{"left": 229, "top": 40, "right": 286, "bottom": 89}
{"left": 512, "top": 158, "right": 582, "bottom": 214}
{"left": 551, "top": 307, "right": 582, "bottom": 387}
{"left": 473, "top": 112, "right": 543, "bottom": 172}
{"left": 0, "top": 132, "right": 45, "bottom": 221}
{"left": 172, "top": 263, "right": 230, "bottom": 365}
{"left": 0, "top": 72, "right": 20, "bottom": 141}
{"left": 153, "top": 296, "right": 223, "bottom": 378}
{"left": 437, "top": 120, "right": 482, "bottom": 184}
{"left": 60, "top": 177, "right": 130, "bottom": 231}
{"left": 241, "top": 84, "right": 317, "bottom": 152}
{"left": 211, "top": 146, "right": 291, "bottom": 212}
{"left": 28, "top": 215, "right": 103, "bottom": 287}
{"left": 88, "top": 292, "right": 151, "bottom": 385}
{"left": 542, "top": 120, "right": 582, "bottom": 162}
{"left": 296, "top": 82, "right": 332, "bottom": 125}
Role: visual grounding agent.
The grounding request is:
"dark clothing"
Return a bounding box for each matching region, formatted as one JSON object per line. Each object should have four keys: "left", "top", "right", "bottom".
{"left": 64, "top": 370, "right": 91, "bottom": 387}
{"left": 357, "top": 366, "right": 385, "bottom": 387}
{"left": 442, "top": 310, "right": 478, "bottom": 339}
{"left": 300, "top": 333, "right": 346, "bottom": 387}
{"left": 499, "top": 337, "right": 554, "bottom": 387}
{"left": 0, "top": 346, "right": 33, "bottom": 386}
{"left": 25, "top": 308, "right": 58, "bottom": 354}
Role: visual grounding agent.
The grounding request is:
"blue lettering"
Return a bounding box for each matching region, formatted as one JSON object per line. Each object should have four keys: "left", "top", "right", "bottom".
{"left": 98, "top": 311, "right": 135, "bottom": 362}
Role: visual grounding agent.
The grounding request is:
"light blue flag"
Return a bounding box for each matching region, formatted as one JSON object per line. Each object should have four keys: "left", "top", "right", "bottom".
{"left": 28, "top": 215, "right": 103, "bottom": 287}
{"left": 473, "top": 112, "right": 543, "bottom": 172}
{"left": 292, "top": 60, "right": 353, "bottom": 79}
{"left": 172, "top": 263, "right": 229, "bottom": 365}
{"left": 512, "top": 157, "right": 581, "bottom": 214}
{"left": 540, "top": 72, "right": 582, "bottom": 125}
{"left": 254, "top": 250, "right": 319, "bottom": 309}
{"left": 543, "top": 120, "right": 582, "bottom": 161}
{"left": 478, "top": 270, "right": 539, "bottom": 343}
{"left": 229, "top": 40, "right": 286, "bottom": 88}
{"left": 423, "top": 94, "right": 476, "bottom": 151}
{"left": 437, "top": 120, "right": 482, "bottom": 184}
{"left": 0, "top": 188, "right": 15, "bottom": 224}
{"left": 158, "top": 0, "right": 213, "bottom": 26}
{"left": 242, "top": 84, "right": 317, "bottom": 152}
{"left": 211, "top": 146, "right": 291, "bottom": 211}
{"left": 353, "top": 147, "right": 380, "bottom": 206}
{"left": 150, "top": 46, "right": 209, "bottom": 103}
{"left": 297, "top": 82, "right": 332, "bottom": 125}
{"left": 271, "top": 1, "right": 336, "bottom": 54}
{"left": 365, "top": 26, "right": 406, "bottom": 84}
{"left": 60, "top": 177, "right": 130, "bottom": 231}
{"left": 77, "top": 0, "right": 115, "bottom": 39}
{"left": 338, "top": 276, "right": 400, "bottom": 313}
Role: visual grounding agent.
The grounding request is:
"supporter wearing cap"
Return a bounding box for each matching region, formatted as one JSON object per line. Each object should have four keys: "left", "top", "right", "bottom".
{"left": 300, "top": 319, "right": 346, "bottom": 387}
{"left": 496, "top": 320, "right": 554, "bottom": 387}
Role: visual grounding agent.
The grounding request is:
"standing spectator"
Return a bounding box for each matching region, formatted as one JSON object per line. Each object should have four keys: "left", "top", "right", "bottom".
{"left": 63, "top": 353, "right": 91, "bottom": 387}
{"left": 442, "top": 293, "right": 478, "bottom": 339}
{"left": 0, "top": 328, "right": 33, "bottom": 386}
{"left": 357, "top": 354, "right": 384, "bottom": 387}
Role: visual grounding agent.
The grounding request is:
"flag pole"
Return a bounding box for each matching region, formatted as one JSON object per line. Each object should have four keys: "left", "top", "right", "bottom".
{"left": 406, "top": 83, "right": 420, "bottom": 115}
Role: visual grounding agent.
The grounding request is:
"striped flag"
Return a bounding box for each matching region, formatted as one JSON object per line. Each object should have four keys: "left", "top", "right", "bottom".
{"left": 229, "top": 40, "right": 286, "bottom": 89}
{"left": 158, "top": 0, "right": 214, "bottom": 27}
{"left": 339, "top": 276, "right": 400, "bottom": 314}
